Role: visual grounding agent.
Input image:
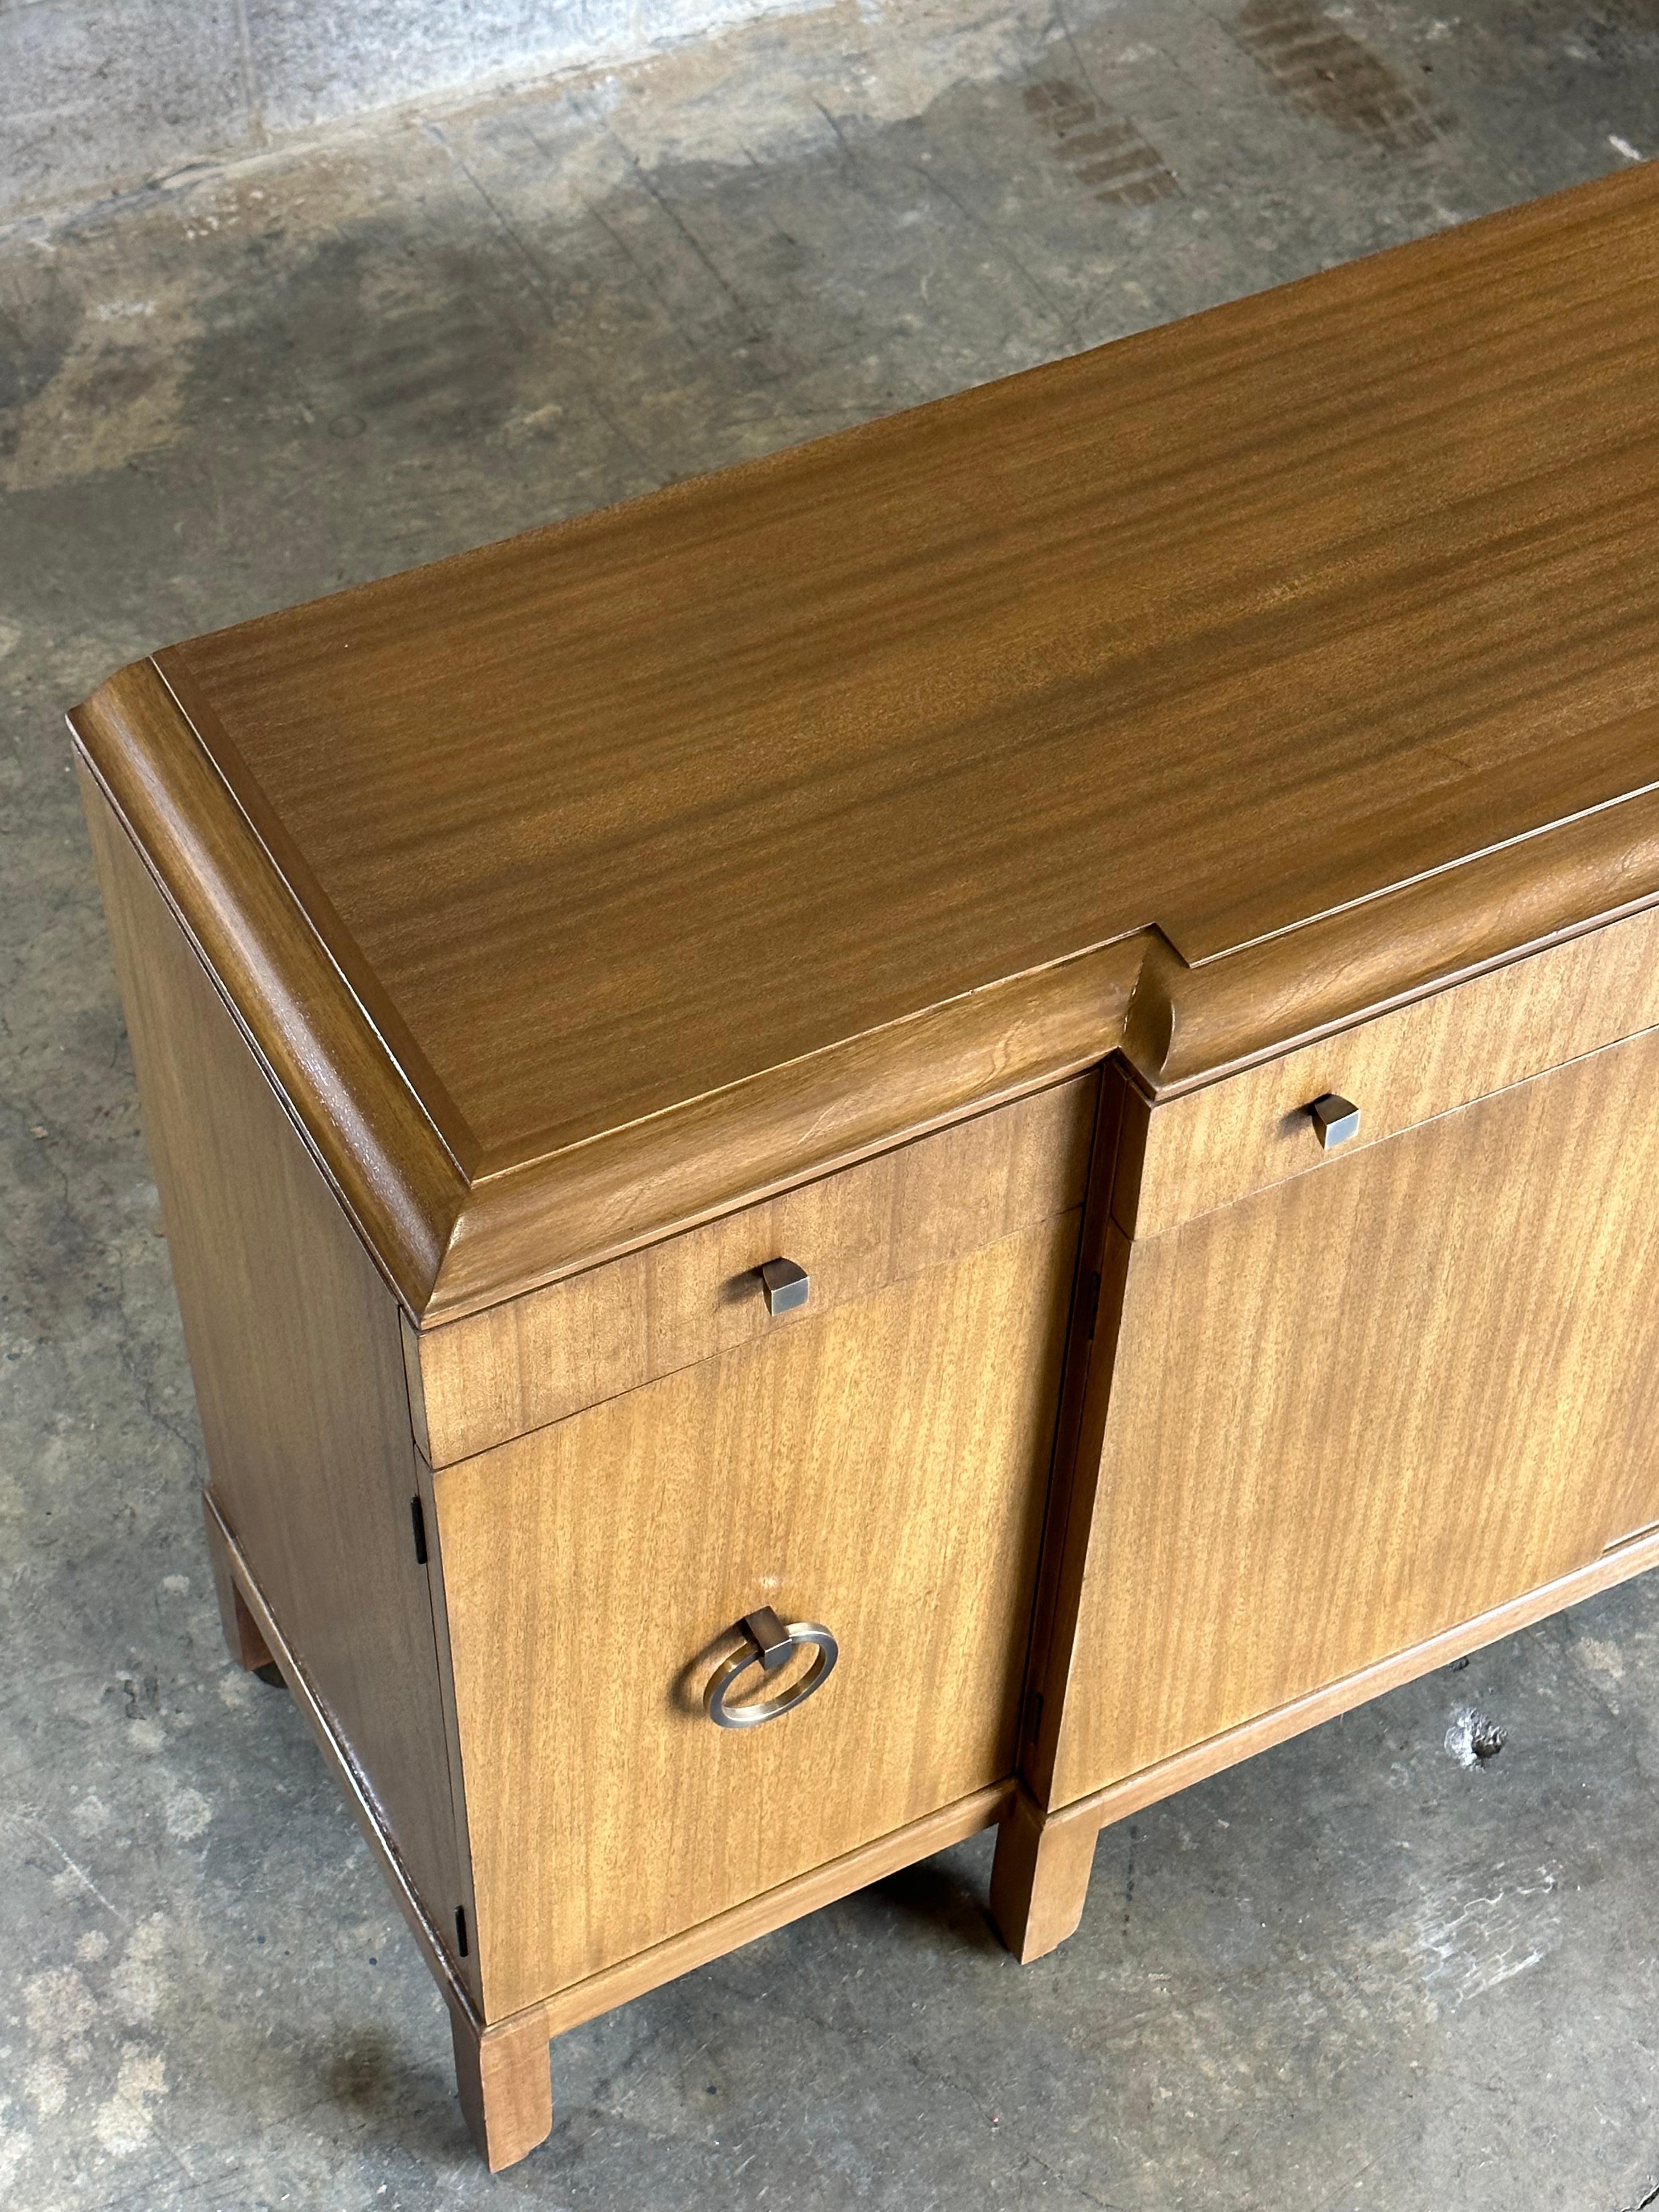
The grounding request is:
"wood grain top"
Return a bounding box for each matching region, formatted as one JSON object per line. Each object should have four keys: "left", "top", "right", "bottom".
{"left": 71, "top": 164, "right": 1659, "bottom": 1320}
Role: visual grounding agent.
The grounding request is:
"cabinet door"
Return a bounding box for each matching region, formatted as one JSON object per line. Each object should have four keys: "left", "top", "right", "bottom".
{"left": 432, "top": 1208, "right": 1081, "bottom": 2018}
{"left": 1051, "top": 1021, "right": 1659, "bottom": 1807}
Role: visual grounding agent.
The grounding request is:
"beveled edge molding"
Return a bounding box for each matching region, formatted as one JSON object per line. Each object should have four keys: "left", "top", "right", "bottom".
{"left": 70, "top": 662, "right": 467, "bottom": 1317}
{"left": 153, "top": 644, "right": 479, "bottom": 1175}
{"left": 1035, "top": 1519, "right": 1659, "bottom": 1846}
{"left": 204, "top": 1488, "right": 484, "bottom": 2036}
{"left": 427, "top": 950, "right": 1142, "bottom": 1323}
{"left": 72, "top": 653, "right": 1659, "bottom": 1326}
{"left": 1123, "top": 785, "right": 1659, "bottom": 1098}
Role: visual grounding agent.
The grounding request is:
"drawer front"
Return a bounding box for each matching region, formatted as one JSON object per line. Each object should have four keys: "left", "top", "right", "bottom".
{"left": 432, "top": 1209, "right": 1082, "bottom": 2017}
{"left": 1117, "top": 901, "right": 1659, "bottom": 1239}
{"left": 1054, "top": 1019, "right": 1659, "bottom": 1805}
{"left": 409, "top": 1072, "right": 1097, "bottom": 1465}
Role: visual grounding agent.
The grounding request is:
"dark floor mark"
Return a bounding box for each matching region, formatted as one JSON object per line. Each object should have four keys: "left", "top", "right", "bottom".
{"left": 1445, "top": 1705, "right": 1507, "bottom": 1769}
{"left": 324, "top": 2027, "right": 399, "bottom": 2115}
{"left": 1123, "top": 1821, "right": 1138, "bottom": 1931}
{"left": 1235, "top": 0, "right": 1449, "bottom": 153}
{"left": 1023, "top": 79, "right": 1178, "bottom": 207}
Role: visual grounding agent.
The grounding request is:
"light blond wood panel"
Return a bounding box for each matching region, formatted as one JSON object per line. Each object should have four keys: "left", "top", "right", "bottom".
{"left": 412, "top": 1074, "right": 1096, "bottom": 1465}
{"left": 988, "top": 1783, "right": 1099, "bottom": 1965}
{"left": 1052, "top": 1023, "right": 1659, "bottom": 1805}
{"left": 1043, "top": 1519, "right": 1659, "bottom": 1843}
{"left": 1118, "top": 901, "right": 1659, "bottom": 1238}
{"left": 451, "top": 2011, "right": 553, "bottom": 2175}
{"left": 82, "top": 773, "right": 474, "bottom": 1979}
{"left": 433, "top": 1211, "right": 1080, "bottom": 2019}
{"left": 524, "top": 1780, "right": 1011, "bottom": 2045}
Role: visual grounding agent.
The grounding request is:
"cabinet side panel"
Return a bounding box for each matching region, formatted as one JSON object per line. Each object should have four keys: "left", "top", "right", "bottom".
{"left": 1052, "top": 1022, "right": 1659, "bottom": 1803}
{"left": 82, "top": 774, "right": 471, "bottom": 1953}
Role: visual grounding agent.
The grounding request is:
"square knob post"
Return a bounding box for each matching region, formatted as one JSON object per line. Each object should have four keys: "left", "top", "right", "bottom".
{"left": 1307, "top": 1093, "right": 1361, "bottom": 1149}
{"left": 743, "top": 1607, "right": 793, "bottom": 1674}
{"left": 758, "top": 1257, "right": 810, "bottom": 1314}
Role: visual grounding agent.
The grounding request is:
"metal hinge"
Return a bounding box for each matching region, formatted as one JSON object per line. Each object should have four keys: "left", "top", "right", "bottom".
{"left": 455, "top": 1906, "right": 470, "bottom": 1959}
{"left": 1024, "top": 1688, "right": 1045, "bottom": 1743}
{"left": 1081, "top": 1269, "right": 1102, "bottom": 1340}
{"left": 410, "top": 1495, "right": 428, "bottom": 1566}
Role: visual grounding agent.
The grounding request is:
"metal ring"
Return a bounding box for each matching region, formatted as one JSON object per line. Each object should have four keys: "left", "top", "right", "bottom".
{"left": 703, "top": 1620, "right": 839, "bottom": 1729}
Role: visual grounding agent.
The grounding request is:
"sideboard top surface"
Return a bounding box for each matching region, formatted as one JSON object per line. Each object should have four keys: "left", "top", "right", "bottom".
{"left": 71, "top": 162, "right": 1659, "bottom": 1321}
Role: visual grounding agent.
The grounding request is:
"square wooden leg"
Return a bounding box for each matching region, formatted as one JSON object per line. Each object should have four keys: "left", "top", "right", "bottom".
{"left": 201, "top": 1489, "right": 274, "bottom": 1673}
{"left": 450, "top": 2007, "right": 554, "bottom": 2172}
{"left": 990, "top": 1786, "right": 1101, "bottom": 1964}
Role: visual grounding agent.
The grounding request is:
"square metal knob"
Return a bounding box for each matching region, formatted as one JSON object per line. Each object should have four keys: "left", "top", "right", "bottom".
{"left": 1307, "top": 1093, "right": 1361, "bottom": 1149}
{"left": 758, "top": 1257, "right": 810, "bottom": 1314}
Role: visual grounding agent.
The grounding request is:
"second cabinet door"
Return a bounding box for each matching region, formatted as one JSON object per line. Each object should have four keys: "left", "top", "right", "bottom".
{"left": 1051, "top": 1020, "right": 1659, "bottom": 1808}
{"left": 432, "top": 1207, "right": 1081, "bottom": 2019}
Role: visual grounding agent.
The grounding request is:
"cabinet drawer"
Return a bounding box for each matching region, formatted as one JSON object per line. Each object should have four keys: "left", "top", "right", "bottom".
{"left": 407, "top": 1071, "right": 1097, "bottom": 1465}
{"left": 430, "top": 1206, "right": 1082, "bottom": 2018}
{"left": 1116, "top": 901, "right": 1659, "bottom": 1238}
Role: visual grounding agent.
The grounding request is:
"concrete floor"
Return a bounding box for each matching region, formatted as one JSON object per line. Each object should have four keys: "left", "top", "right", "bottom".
{"left": 4, "top": 1, "right": 1659, "bottom": 2204}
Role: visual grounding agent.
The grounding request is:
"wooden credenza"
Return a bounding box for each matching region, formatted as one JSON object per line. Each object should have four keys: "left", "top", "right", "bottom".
{"left": 72, "top": 164, "right": 1659, "bottom": 2170}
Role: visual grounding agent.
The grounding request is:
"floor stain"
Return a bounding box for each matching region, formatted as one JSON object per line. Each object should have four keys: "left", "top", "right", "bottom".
{"left": 324, "top": 2027, "right": 400, "bottom": 2116}
{"left": 1235, "top": 1, "right": 1449, "bottom": 153}
{"left": 0, "top": 266, "right": 200, "bottom": 495}
{"left": 1023, "top": 79, "right": 1178, "bottom": 208}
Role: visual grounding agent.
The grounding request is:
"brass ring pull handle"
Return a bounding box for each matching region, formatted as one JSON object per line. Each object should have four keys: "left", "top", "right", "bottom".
{"left": 703, "top": 1606, "right": 839, "bottom": 1730}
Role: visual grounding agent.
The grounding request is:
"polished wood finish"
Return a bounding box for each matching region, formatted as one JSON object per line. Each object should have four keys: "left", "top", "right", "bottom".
{"left": 152, "top": 163, "right": 1659, "bottom": 1131}
{"left": 527, "top": 1780, "right": 1013, "bottom": 2042}
{"left": 72, "top": 166, "right": 1659, "bottom": 2172}
{"left": 1046, "top": 1023, "right": 1659, "bottom": 1808}
{"left": 72, "top": 664, "right": 460, "bottom": 1313}
{"left": 1127, "top": 785, "right": 1659, "bottom": 1094}
{"left": 420, "top": 1775, "right": 1013, "bottom": 2152}
{"left": 999, "top": 1516, "right": 1659, "bottom": 1945}
{"left": 211, "top": 1486, "right": 550, "bottom": 2169}
{"left": 410, "top": 1073, "right": 1094, "bottom": 1464}
{"left": 81, "top": 775, "right": 476, "bottom": 1993}
{"left": 989, "top": 1785, "right": 1100, "bottom": 1965}
{"left": 72, "top": 667, "right": 1138, "bottom": 1322}
{"left": 70, "top": 165, "right": 1659, "bottom": 1321}
{"left": 432, "top": 1207, "right": 1080, "bottom": 2017}
{"left": 201, "top": 1492, "right": 273, "bottom": 1674}
{"left": 216, "top": 1477, "right": 1013, "bottom": 2159}
{"left": 201, "top": 1491, "right": 482, "bottom": 2038}
{"left": 1119, "top": 898, "right": 1659, "bottom": 1235}
{"left": 452, "top": 2014, "right": 554, "bottom": 2174}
